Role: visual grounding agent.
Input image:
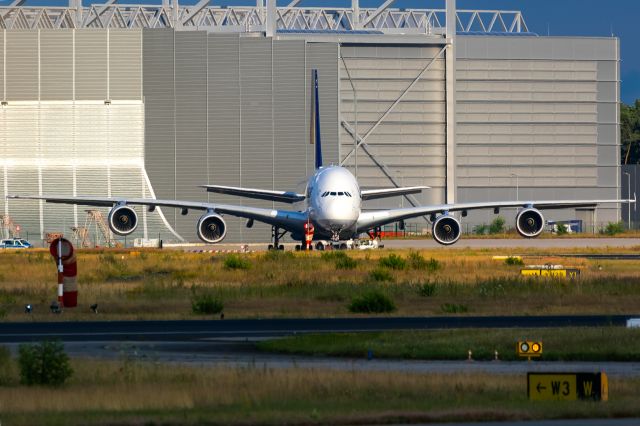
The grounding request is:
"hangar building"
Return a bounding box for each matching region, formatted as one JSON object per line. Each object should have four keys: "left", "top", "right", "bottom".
{"left": 0, "top": 0, "right": 620, "bottom": 244}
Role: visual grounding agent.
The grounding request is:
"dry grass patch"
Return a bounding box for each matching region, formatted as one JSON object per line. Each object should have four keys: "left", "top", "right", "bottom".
{"left": 0, "top": 247, "right": 639, "bottom": 320}
{"left": 0, "top": 357, "right": 639, "bottom": 425}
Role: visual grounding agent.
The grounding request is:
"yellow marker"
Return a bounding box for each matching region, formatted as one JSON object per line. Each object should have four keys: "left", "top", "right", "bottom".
{"left": 528, "top": 372, "right": 608, "bottom": 401}
{"left": 520, "top": 268, "right": 580, "bottom": 278}
{"left": 517, "top": 340, "right": 543, "bottom": 358}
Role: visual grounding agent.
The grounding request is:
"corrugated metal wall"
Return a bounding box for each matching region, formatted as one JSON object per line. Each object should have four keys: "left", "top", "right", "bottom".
{"left": 339, "top": 45, "right": 447, "bottom": 216}
{"left": 142, "top": 30, "right": 338, "bottom": 243}
{"left": 0, "top": 29, "right": 170, "bottom": 245}
{"left": 456, "top": 36, "right": 619, "bottom": 227}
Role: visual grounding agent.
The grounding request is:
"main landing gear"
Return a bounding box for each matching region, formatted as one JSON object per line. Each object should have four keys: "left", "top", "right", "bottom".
{"left": 268, "top": 226, "right": 287, "bottom": 250}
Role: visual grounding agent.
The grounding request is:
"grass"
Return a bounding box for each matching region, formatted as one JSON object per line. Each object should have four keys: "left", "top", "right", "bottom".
{"left": 257, "top": 327, "right": 640, "bottom": 361}
{"left": 0, "top": 356, "right": 639, "bottom": 425}
{"left": 0, "top": 246, "right": 640, "bottom": 320}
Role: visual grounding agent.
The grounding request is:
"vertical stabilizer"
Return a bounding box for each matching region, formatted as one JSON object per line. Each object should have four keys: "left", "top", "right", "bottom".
{"left": 310, "top": 69, "right": 323, "bottom": 169}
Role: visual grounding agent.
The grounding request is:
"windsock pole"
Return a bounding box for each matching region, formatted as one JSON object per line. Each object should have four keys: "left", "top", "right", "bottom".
{"left": 57, "top": 238, "right": 64, "bottom": 307}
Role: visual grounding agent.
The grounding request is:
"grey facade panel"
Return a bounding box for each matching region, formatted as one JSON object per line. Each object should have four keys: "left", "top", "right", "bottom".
{"left": 0, "top": 31, "right": 3, "bottom": 100}
{"left": 40, "top": 30, "right": 73, "bottom": 101}
{"left": 109, "top": 29, "right": 142, "bottom": 100}
{"left": 142, "top": 29, "right": 176, "bottom": 228}
{"left": 174, "top": 31, "right": 208, "bottom": 240}
{"left": 274, "top": 40, "right": 308, "bottom": 191}
{"left": 5, "top": 31, "right": 38, "bottom": 101}
{"left": 75, "top": 30, "right": 108, "bottom": 100}
{"left": 239, "top": 37, "right": 273, "bottom": 242}
{"left": 207, "top": 34, "right": 243, "bottom": 243}
{"left": 307, "top": 42, "right": 339, "bottom": 167}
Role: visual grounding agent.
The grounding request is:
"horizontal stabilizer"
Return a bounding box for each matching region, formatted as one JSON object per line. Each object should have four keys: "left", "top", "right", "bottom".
{"left": 200, "top": 185, "right": 305, "bottom": 204}
{"left": 361, "top": 186, "right": 429, "bottom": 201}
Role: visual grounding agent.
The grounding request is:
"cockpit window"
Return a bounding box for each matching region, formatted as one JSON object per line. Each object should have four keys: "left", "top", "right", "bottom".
{"left": 330, "top": 192, "right": 337, "bottom": 196}
{"left": 338, "top": 192, "right": 344, "bottom": 196}
{"left": 322, "top": 192, "right": 329, "bottom": 197}
{"left": 345, "top": 192, "right": 351, "bottom": 197}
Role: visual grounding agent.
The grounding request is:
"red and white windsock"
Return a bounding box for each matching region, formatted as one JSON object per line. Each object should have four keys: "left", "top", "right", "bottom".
{"left": 49, "top": 238, "right": 78, "bottom": 308}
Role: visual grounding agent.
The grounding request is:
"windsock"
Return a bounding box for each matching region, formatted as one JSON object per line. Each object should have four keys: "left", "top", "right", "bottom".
{"left": 49, "top": 238, "right": 78, "bottom": 308}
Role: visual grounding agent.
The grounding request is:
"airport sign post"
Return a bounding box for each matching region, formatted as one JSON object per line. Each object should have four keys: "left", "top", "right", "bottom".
{"left": 527, "top": 372, "right": 608, "bottom": 401}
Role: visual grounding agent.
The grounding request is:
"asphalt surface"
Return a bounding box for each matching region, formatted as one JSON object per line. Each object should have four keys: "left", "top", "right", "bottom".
{"left": 383, "top": 237, "right": 640, "bottom": 249}
{"left": 1, "top": 315, "right": 637, "bottom": 343}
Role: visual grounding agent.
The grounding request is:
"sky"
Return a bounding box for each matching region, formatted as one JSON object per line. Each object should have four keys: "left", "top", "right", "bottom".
{"left": 1, "top": 0, "right": 638, "bottom": 103}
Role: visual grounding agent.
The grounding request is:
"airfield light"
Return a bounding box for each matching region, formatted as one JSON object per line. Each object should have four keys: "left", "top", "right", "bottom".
{"left": 517, "top": 340, "right": 543, "bottom": 359}
{"left": 90, "top": 304, "right": 98, "bottom": 314}
{"left": 24, "top": 304, "right": 32, "bottom": 314}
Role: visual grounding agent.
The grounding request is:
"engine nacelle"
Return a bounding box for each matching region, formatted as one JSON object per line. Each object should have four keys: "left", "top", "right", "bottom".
{"left": 432, "top": 215, "right": 461, "bottom": 246}
{"left": 107, "top": 205, "right": 138, "bottom": 236}
{"left": 516, "top": 208, "right": 545, "bottom": 238}
{"left": 197, "top": 213, "right": 227, "bottom": 244}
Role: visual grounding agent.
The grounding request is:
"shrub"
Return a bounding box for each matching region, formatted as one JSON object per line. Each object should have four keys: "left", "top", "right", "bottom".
{"left": 192, "top": 294, "right": 224, "bottom": 315}
{"left": 223, "top": 254, "right": 251, "bottom": 270}
{"left": 504, "top": 256, "right": 524, "bottom": 266}
{"left": 378, "top": 254, "right": 406, "bottom": 270}
{"left": 441, "top": 303, "right": 469, "bottom": 314}
{"left": 602, "top": 221, "right": 625, "bottom": 236}
{"left": 263, "top": 250, "right": 294, "bottom": 261}
{"left": 348, "top": 291, "right": 396, "bottom": 313}
{"left": 321, "top": 251, "right": 348, "bottom": 262}
{"left": 408, "top": 252, "right": 441, "bottom": 272}
{"left": 474, "top": 224, "right": 488, "bottom": 235}
{"left": 418, "top": 282, "right": 437, "bottom": 297}
{"left": 369, "top": 268, "right": 393, "bottom": 282}
{"left": 18, "top": 341, "right": 73, "bottom": 386}
{"left": 335, "top": 255, "right": 358, "bottom": 270}
{"left": 555, "top": 223, "right": 569, "bottom": 235}
{"left": 488, "top": 216, "right": 506, "bottom": 234}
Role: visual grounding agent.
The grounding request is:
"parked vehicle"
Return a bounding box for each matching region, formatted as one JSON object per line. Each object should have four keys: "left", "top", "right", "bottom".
{"left": 0, "top": 238, "right": 32, "bottom": 249}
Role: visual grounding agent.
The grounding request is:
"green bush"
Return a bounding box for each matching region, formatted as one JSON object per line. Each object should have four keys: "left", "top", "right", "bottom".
{"left": 408, "top": 252, "right": 441, "bottom": 272}
{"left": 348, "top": 291, "right": 396, "bottom": 314}
{"left": 378, "top": 254, "right": 406, "bottom": 270}
{"left": 555, "top": 223, "right": 569, "bottom": 235}
{"left": 488, "top": 216, "right": 506, "bottom": 234}
{"left": 441, "top": 303, "right": 469, "bottom": 314}
{"left": 474, "top": 224, "right": 488, "bottom": 235}
{"left": 504, "top": 256, "right": 524, "bottom": 266}
{"left": 321, "top": 251, "right": 348, "bottom": 262}
{"left": 223, "top": 254, "right": 251, "bottom": 270}
{"left": 263, "top": 249, "right": 294, "bottom": 261}
{"left": 369, "top": 268, "right": 393, "bottom": 282}
{"left": 335, "top": 255, "right": 358, "bottom": 270}
{"left": 18, "top": 341, "right": 73, "bottom": 387}
{"left": 192, "top": 294, "right": 224, "bottom": 315}
{"left": 417, "top": 282, "right": 437, "bottom": 297}
{"left": 602, "top": 221, "right": 625, "bottom": 236}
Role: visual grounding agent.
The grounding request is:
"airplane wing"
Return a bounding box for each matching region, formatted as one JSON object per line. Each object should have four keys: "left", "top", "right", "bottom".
{"left": 7, "top": 195, "right": 308, "bottom": 231}
{"left": 200, "top": 185, "right": 305, "bottom": 204}
{"left": 357, "top": 198, "right": 636, "bottom": 230}
{"left": 360, "top": 186, "right": 430, "bottom": 201}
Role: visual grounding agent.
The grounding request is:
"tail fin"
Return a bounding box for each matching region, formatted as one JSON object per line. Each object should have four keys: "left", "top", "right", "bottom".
{"left": 310, "top": 69, "right": 323, "bottom": 170}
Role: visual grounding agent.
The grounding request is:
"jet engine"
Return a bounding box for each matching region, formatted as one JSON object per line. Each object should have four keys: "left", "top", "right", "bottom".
{"left": 515, "top": 208, "right": 545, "bottom": 238}
{"left": 432, "top": 215, "right": 461, "bottom": 246}
{"left": 197, "top": 213, "right": 227, "bottom": 244}
{"left": 107, "top": 205, "right": 138, "bottom": 236}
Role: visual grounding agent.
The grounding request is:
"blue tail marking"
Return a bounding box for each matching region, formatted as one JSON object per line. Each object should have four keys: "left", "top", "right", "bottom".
{"left": 312, "top": 69, "right": 323, "bottom": 170}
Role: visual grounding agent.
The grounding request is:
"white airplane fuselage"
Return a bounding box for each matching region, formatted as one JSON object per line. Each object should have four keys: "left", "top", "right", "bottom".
{"left": 306, "top": 166, "right": 361, "bottom": 238}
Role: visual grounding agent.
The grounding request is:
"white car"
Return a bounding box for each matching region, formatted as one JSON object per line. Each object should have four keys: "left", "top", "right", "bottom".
{"left": 0, "top": 239, "right": 32, "bottom": 249}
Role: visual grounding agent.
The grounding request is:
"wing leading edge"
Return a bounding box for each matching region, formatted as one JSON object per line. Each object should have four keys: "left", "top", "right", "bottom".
{"left": 7, "top": 195, "right": 308, "bottom": 231}
{"left": 200, "top": 185, "right": 305, "bottom": 204}
{"left": 357, "top": 198, "right": 636, "bottom": 231}
{"left": 361, "top": 186, "right": 430, "bottom": 201}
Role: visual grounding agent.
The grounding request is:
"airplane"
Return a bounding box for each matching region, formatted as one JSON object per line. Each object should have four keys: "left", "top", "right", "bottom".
{"left": 7, "top": 69, "right": 636, "bottom": 249}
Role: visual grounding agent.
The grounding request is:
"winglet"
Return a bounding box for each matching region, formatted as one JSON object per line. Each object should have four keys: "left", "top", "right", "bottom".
{"left": 311, "top": 69, "right": 323, "bottom": 170}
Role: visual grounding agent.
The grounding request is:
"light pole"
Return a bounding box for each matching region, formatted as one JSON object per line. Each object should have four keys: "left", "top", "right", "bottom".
{"left": 624, "top": 172, "right": 631, "bottom": 229}
{"left": 510, "top": 173, "right": 519, "bottom": 201}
